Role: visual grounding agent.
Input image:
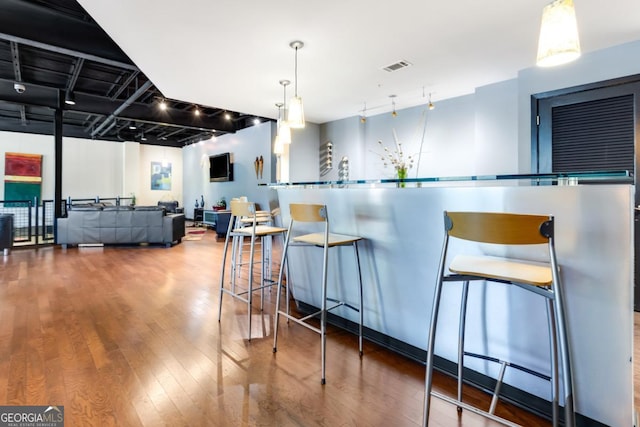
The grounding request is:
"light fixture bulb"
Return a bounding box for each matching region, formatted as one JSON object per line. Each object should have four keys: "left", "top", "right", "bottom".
{"left": 159, "top": 99, "right": 167, "bottom": 110}
{"left": 536, "top": 0, "right": 581, "bottom": 67}
{"left": 194, "top": 106, "right": 200, "bottom": 116}
{"left": 224, "top": 112, "right": 231, "bottom": 121}
{"left": 64, "top": 92, "right": 75, "bottom": 105}
{"left": 428, "top": 93, "right": 435, "bottom": 110}
{"left": 253, "top": 118, "right": 260, "bottom": 126}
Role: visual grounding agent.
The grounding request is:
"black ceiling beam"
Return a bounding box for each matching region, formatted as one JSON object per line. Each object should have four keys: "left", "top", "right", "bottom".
{"left": 0, "top": 0, "right": 135, "bottom": 70}
{"left": 0, "top": 78, "right": 238, "bottom": 134}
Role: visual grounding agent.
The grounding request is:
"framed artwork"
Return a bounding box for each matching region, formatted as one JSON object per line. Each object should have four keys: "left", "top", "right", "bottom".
{"left": 4, "top": 152, "right": 42, "bottom": 205}
{"left": 150, "top": 161, "right": 171, "bottom": 190}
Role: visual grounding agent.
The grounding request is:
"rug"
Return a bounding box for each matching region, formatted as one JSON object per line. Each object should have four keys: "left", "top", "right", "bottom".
{"left": 184, "top": 228, "right": 206, "bottom": 241}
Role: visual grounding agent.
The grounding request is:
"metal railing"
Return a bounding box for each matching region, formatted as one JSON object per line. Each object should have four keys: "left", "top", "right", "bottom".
{"left": 0, "top": 198, "right": 55, "bottom": 247}
{"left": 0, "top": 195, "right": 135, "bottom": 248}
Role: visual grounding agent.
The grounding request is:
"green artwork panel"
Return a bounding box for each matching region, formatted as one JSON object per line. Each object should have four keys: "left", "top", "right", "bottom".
{"left": 5, "top": 182, "right": 41, "bottom": 205}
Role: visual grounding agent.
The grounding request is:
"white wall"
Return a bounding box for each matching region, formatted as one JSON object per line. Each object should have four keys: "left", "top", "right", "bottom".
{"left": 136, "top": 144, "right": 183, "bottom": 206}
{"left": 62, "top": 137, "right": 124, "bottom": 199}
{"left": 318, "top": 40, "right": 640, "bottom": 180}
{"left": 0, "top": 131, "right": 56, "bottom": 200}
{"left": 182, "top": 122, "right": 278, "bottom": 220}
{"left": 517, "top": 39, "right": 640, "bottom": 172}
{"left": 0, "top": 132, "right": 183, "bottom": 206}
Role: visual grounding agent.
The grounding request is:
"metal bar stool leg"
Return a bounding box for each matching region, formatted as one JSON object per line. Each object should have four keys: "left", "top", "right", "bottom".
{"left": 547, "top": 299, "right": 559, "bottom": 427}
{"left": 273, "top": 228, "right": 292, "bottom": 353}
{"left": 247, "top": 233, "right": 256, "bottom": 341}
{"left": 353, "top": 241, "right": 364, "bottom": 356}
{"left": 218, "top": 221, "right": 234, "bottom": 322}
{"left": 457, "top": 280, "right": 470, "bottom": 409}
{"left": 320, "top": 237, "right": 329, "bottom": 385}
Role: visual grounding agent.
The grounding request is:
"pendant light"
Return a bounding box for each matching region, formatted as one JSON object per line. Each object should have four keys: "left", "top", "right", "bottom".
{"left": 274, "top": 102, "right": 284, "bottom": 155}
{"left": 287, "top": 41, "right": 305, "bottom": 128}
{"left": 279, "top": 80, "right": 292, "bottom": 144}
{"left": 536, "top": 0, "right": 581, "bottom": 67}
{"left": 390, "top": 95, "right": 398, "bottom": 117}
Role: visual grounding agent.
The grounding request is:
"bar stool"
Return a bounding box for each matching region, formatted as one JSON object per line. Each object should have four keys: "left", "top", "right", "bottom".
{"left": 236, "top": 208, "right": 280, "bottom": 280}
{"left": 273, "top": 203, "right": 364, "bottom": 384}
{"left": 218, "top": 200, "right": 287, "bottom": 340}
{"left": 423, "top": 211, "right": 574, "bottom": 427}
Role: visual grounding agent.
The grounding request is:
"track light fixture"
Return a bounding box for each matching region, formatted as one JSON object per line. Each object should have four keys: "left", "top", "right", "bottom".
{"left": 64, "top": 91, "right": 75, "bottom": 105}
{"left": 287, "top": 41, "right": 305, "bottom": 128}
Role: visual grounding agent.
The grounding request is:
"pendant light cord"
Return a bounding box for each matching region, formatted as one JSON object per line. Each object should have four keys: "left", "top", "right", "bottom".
{"left": 294, "top": 46, "right": 299, "bottom": 97}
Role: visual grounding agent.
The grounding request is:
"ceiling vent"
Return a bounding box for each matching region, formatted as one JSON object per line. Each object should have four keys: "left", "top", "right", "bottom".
{"left": 382, "top": 60, "right": 412, "bottom": 72}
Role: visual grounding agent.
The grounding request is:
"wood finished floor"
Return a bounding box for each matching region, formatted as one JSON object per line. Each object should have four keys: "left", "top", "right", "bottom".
{"left": 0, "top": 230, "right": 558, "bottom": 426}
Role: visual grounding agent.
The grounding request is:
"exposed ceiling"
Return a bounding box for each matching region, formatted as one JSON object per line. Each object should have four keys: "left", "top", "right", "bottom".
{"left": 74, "top": 0, "right": 640, "bottom": 125}
{"left": 0, "top": 0, "right": 270, "bottom": 147}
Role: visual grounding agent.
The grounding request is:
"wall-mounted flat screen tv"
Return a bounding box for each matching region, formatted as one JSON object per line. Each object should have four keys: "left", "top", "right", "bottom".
{"left": 209, "top": 152, "right": 233, "bottom": 182}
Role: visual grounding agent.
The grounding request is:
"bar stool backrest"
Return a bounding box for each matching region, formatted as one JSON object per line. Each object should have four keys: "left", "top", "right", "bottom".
{"left": 230, "top": 200, "right": 256, "bottom": 218}
{"left": 290, "top": 203, "right": 327, "bottom": 223}
{"left": 446, "top": 211, "right": 553, "bottom": 245}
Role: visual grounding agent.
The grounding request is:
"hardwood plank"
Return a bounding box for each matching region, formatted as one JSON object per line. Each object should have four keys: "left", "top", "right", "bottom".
{"left": 0, "top": 233, "right": 560, "bottom": 426}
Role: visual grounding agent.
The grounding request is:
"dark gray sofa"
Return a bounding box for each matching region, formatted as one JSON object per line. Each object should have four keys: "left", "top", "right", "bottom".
{"left": 56, "top": 205, "right": 185, "bottom": 248}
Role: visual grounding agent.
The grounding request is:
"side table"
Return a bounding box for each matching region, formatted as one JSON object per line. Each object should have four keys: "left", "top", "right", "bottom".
{"left": 194, "top": 208, "right": 203, "bottom": 226}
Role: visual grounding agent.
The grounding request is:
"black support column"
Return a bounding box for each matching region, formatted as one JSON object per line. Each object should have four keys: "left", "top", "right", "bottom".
{"left": 53, "top": 90, "right": 63, "bottom": 220}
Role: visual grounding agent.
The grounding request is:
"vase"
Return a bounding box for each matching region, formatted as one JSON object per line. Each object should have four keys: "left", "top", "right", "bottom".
{"left": 396, "top": 168, "right": 407, "bottom": 188}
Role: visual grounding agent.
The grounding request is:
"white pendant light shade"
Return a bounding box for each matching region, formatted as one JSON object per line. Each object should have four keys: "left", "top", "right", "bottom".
{"left": 279, "top": 120, "right": 292, "bottom": 144}
{"left": 536, "top": 0, "right": 581, "bottom": 67}
{"left": 287, "top": 96, "right": 305, "bottom": 129}
{"left": 274, "top": 134, "right": 284, "bottom": 154}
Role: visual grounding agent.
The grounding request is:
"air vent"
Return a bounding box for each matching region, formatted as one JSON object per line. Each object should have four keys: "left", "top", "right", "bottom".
{"left": 382, "top": 60, "right": 412, "bottom": 72}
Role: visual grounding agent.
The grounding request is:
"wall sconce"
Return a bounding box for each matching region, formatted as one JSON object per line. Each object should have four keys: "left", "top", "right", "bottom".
{"left": 320, "top": 141, "right": 332, "bottom": 176}
{"left": 536, "top": 0, "right": 581, "bottom": 67}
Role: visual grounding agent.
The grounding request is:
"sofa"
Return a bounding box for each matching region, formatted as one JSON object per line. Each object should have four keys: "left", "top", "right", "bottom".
{"left": 56, "top": 205, "right": 185, "bottom": 248}
{"left": 157, "top": 200, "right": 184, "bottom": 214}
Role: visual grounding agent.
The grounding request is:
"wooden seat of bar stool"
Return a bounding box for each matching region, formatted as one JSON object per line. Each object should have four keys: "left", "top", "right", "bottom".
{"left": 423, "top": 211, "right": 575, "bottom": 427}
{"left": 273, "top": 203, "right": 365, "bottom": 385}
{"left": 217, "top": 200, "right": 287, "bottom": 340}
